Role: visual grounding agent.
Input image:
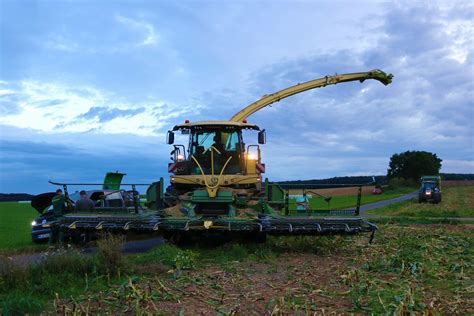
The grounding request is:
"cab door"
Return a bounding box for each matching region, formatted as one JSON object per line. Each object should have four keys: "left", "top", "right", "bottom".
{"left": 102, "top": 172, "right": 126, "bottom": 190}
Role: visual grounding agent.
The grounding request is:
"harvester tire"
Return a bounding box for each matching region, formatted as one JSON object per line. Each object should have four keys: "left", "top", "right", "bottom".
{"left": 69, "top": 232, "right": 91, "bottom": 245}
{"left": 254, "top": 232, "right": 267, "bottom": 243}
{"left": 163, "top": 231, "right": 192, "bottom": 246}
{"left": 164, "top": 185, "right": 179, "bottom": 207}
{"left": 243, "top": 232, "right": 267, "bottom": 243}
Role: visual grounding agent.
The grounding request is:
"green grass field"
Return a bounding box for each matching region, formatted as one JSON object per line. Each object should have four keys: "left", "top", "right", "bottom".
{"left": 366, "top": 186, "right": 474, "bottom": 218}
{"left": 0, "top": 202, "right": 44, "bottom": 252}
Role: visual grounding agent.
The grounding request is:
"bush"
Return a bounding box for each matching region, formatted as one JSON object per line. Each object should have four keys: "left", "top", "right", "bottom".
{"left": 131, "top": 244, "right": 181, "bottom": 267}
{"left": 173, "top": 249, "right": 197, "bottom": 270}
{"left": 0, "top": 255, "right": 29, "bottom": 290}
{"left": 97, "top": 233, "right": 125, "bottom": 276}
{"left": 34, "top": 249, "right": 95, "bottom": 276}
{"left": 387, "top": 150, "right": 442, "bottom": 181}
{"left": 1, "top": 292, "right": 43, "bottom": 315}
{"left": 0, "top": 255, "right": 14, "bottom": 279}
{"left": 388, "top": 177, "right": 417, "bottom": 189}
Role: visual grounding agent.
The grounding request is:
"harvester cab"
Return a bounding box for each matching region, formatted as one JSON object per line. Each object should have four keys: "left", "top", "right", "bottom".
{"left": 167, "top": 121, "right": 266, "bottom": 198}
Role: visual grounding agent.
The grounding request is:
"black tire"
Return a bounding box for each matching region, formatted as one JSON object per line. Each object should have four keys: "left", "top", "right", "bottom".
{"left": 418, "top": 193, "right": 424, "bottom": 203}
{"left": 70, "top": 232, "right": 92, "bottom": 245}
{"left": 242, "top": 232, "right": 267, "bottom": 244}
{"left": 32, "top": 237, "right": 47, "bottom": 244}
{"left": 433, "top": 193, "right": 441, "bottom": 204}
{"left": 164, "top": 185, "right": 179, "bottom": 207}
{"left": 254, "top": 232, "right": 267, "bottom": 243}
{"left": 165, "top": 232, "right": 193, "bottom": 246}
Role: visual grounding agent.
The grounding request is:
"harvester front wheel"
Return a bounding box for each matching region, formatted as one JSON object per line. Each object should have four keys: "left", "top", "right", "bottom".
{"left": 254, "top": 232, "right": 267, "bottom": 243}
{"left": 164, "top": 231, "right": 192, "bottom": 246}
{"left": 164, "top": 185, "right": 179, "bottom": 207}
{"left": 243, "top": 232, "right": 267, "bottom": 243}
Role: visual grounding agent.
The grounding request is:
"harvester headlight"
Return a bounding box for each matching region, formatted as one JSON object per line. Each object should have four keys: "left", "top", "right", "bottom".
{"left": 247, "top": 153, "right": 257, "bottom": 160}
{"left": 177, "top": 154, "right": 184, "bottom": 161}
{"left": 31, "top": 220, "right": 37, "bottom": 226}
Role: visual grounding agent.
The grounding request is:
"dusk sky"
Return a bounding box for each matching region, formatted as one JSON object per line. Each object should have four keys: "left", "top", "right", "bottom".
{"left": 1, "top": 0, "right": 473, "bottom": 193}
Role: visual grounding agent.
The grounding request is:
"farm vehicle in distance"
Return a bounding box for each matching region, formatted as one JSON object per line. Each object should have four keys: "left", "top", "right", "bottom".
{"left": 418, "top": 176, "right": 442, "bottom": 204}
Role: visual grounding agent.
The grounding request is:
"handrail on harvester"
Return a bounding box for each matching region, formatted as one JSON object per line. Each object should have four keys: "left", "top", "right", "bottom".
{"left": 230, "top": 69, "right": 393, "bottom": 122}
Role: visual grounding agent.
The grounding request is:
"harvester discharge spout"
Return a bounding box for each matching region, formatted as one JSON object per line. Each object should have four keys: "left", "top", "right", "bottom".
{"left": 230, "top": 69, "right": 393, "bottom": 122}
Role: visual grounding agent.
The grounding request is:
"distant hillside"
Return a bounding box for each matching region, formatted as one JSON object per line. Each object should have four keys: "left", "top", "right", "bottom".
{"left": 0, "top": 193, "right": 34, "bottom": 202}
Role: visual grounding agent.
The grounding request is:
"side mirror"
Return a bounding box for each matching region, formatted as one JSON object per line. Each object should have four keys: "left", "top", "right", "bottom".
{"left": 166, "top": 131, "right": 175, "bottom": 144}
{"left": 258, "top": 129, "right": 266, "bottom": 144}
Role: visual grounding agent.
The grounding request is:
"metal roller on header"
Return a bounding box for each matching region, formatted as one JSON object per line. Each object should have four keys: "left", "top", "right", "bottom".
{"left": 34, "top": 69, "right": 393, "bottom": 244}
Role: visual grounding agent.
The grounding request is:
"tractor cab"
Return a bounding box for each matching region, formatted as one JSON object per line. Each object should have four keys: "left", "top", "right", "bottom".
{"left": 166, "top": 121, "right": 266, "bottom": 194}
{"left": 419, "top": 176, "right": 442, "bottom": 203}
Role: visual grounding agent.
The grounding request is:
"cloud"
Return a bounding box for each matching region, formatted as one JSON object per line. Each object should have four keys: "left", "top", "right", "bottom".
{"left": 0, "top": 80, "right": 200, "bottom": 136}
{"left": 44, "top": 34, "right": 80, "bottom": 52}
{"left": 31, "top": 99, "right": 66, "bottom": 107}
{"left": 442, "top": 160, "right": 474, "bottom": 174}
{"left": 77, "top": 106, "right": 146, "bottom": 122}
{"left": 0, "top": 137, "right": 169, "bottom": 193}
{"left": 0, "top": 84, "right": 22, "bottom": 115}
{"left": 42, "top": 15, "right": 159, "bottom": 54}
{"left": 115, "top": 15, "right": 159, "bottom": 47}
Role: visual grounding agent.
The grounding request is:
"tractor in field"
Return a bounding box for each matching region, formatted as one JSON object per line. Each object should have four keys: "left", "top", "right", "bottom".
{"left": 33, "top": 69, "right": 393, "bottom": 244}
{"left": 418, "top": 176, "right": 442, "bottom": 203}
